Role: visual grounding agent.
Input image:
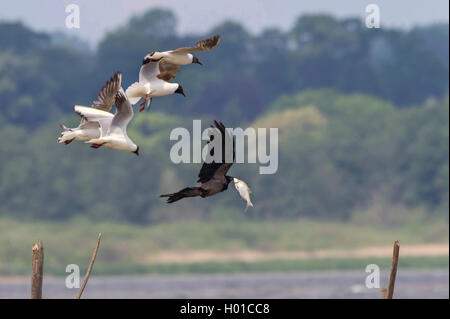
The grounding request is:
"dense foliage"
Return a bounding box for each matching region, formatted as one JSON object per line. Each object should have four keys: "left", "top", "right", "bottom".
{"left": 0, "top": 9, "right": 448, "bottom": 223}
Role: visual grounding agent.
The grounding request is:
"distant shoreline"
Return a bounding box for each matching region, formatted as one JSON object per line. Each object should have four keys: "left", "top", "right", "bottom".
{"left": 0, "top": 255, "right": 447, "bottom": 277}
{"left": 143, "top": 244, "right": 449, "bottom": 264}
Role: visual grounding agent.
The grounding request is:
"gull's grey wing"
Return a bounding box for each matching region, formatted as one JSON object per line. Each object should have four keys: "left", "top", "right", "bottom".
{"left": 157, "top": 59, "right": 181, "bottom": 82}
{"left": 79, "top": 121, "right": 100, "bottom": 130}
{"left": 171, "top": 35, "right": 221, "bottom": 54}
{"left": 110, "top": 88, "right": 133, "bottom": 135}
{"left": 139, "top": 60, "right": 161, "bottom": 84}
{"left": 197, "top": 120, "right": 235, "bottom": 183}
{"left": 73, "top": 105, "right": 113, "bottom": 137}
{"left": 91, "top": 72, "right": 122, "bottom": 112}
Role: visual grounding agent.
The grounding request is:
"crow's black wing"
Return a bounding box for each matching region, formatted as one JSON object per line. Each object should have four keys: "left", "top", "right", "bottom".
{"left": 197, "top": 120, "right": 235, "bottom": 183}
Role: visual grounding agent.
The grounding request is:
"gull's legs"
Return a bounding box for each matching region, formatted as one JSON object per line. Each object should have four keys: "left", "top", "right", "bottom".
{"left": 90, "top": 143, "right": 105, "bottom": 149}
{"left": 64, "top": 138, "right": 75, "bottom": 145}
{"left": 139, "top": 98, "right": 147, "bottom": 112}
{"left": 146, "top": 98, "right": 153, "bottom": 112}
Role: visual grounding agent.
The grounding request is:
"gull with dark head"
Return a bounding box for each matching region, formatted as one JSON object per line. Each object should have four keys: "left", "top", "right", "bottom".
{"left": 146, "top": 34, "right": 221, "bottom": 78}
{"left": 57, "top": 72, "right": 121, "bottom": 145}
{"left": 77, "top": 87, "right": 139, "bottom": 155}
{"left": 125, "top": 57, "right": 185, "bottom": 112}
{"left": 126, "top": 35, "right": 220, "bottom": 112}
{"left": 160, "top": 120, "right": 253, "bottom": 211}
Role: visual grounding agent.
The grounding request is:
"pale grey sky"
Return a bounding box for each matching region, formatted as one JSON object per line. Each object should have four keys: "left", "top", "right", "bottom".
{"left": 0, "top": 0, "right": 448, "bottom": 45}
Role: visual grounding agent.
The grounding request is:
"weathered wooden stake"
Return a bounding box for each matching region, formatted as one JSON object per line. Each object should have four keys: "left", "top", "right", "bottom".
{"left": 76, "top": 233, "right": 102, "bottom": 299}
{"left": 31, "top": 240, "right": 44, "bottom": 299}
{"left": 382, "top": 240, "right": 400, "bottom": 299}
{"left": 381, "top": 288, "right": 388, "bottom": 299}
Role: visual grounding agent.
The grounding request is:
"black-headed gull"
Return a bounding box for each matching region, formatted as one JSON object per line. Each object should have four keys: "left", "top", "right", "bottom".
{"left": 146, "top": 34, "right": 221, "bottom": 81}
{"left": 126, "top": 35, "right": 220, "bottom": 112}
{"left": 160, "top": 121, "right": 253, "bottom": 211}
{"left": 148, "top": 35, "right": 220, "bottom": 70}
{"left": 78, "top": 87, "right": 139, "bottom": 155}
{"left": 125, "top": 58, "right": 185, "bottom": 112}
{"left": 57, "top": 72, "right": 121, "bottom": 145}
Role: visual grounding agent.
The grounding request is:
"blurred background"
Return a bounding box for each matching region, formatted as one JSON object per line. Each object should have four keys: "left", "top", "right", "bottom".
{"left": 0, "top": 0, "right": 448, "bottom": 298}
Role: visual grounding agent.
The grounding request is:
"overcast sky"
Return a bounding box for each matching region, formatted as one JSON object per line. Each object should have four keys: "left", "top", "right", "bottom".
{"left": 0, "top": 0, "right": 448, "bottom": 45}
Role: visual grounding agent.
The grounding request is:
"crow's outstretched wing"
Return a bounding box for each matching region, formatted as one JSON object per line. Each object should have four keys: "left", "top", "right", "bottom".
{"left": 197, "top": 120, "right": 235, "bottom": 183}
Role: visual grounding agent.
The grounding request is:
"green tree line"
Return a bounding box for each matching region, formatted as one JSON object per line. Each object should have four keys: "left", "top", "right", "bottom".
{"left": 1, "top": 9, "right": 448, "bottom": 127}
{"left": 0, "top": 91, "right": 447, "bottom": 223}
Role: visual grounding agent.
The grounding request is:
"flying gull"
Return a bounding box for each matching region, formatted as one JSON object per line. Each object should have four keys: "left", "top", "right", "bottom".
{"left": 126, "top": 35, "right": 220, "bottom": 111}
{"left": 57, "top": 72, "right": 121, "bottom": 145}
{"left": 146, "top": 34, "right": 221, "bottom": 81}
{"left": 77, "top": 87, "right": 139, "bottom": 155}
{"left": 125, "top": 57, "right": 185, "bottom": 112}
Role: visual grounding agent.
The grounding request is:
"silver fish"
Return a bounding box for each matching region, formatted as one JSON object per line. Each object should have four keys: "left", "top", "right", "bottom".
{"left": 233, "top": 178, "right": 254, "bottom": 211}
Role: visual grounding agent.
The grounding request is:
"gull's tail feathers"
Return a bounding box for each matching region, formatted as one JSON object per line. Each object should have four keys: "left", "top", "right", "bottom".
{"left": 125, "top": 82, "right": 149, "bottom": 105}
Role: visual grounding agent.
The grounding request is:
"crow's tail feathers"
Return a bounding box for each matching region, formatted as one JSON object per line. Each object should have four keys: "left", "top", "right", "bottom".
{"left": 160, "top": 187, "right": 202, "bottom": 204}
{"left": 160, "top": 192, "right": 185, "bottom": 204}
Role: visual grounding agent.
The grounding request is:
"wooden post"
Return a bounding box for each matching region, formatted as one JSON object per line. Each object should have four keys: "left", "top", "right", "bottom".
{"left": 382, "top": 240, "right": 400, "bottom": 299}
{"left": 77, "top": 233, "right": 102, "bottom": 299}
{"left": 381, "top": 288, "right": 388, "bottom": 299}
{"left": 31, "top": 240, "right": 44, "bottom": 299}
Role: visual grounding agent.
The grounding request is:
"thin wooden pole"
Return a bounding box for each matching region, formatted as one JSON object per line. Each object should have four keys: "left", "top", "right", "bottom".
{"left": 76, "top": 233, "right": 102, "bottom": 299}
{"left": 381, "top": 288, "right": 388, "bottom": 299}
{"left": 31, "top": 240, "right": 44, "bottom": 299}
{"left": 384, "top": 240, "right": 400, "bottom": 299}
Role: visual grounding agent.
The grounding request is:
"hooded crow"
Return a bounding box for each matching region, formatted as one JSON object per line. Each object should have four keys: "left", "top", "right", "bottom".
{"left": 161, "top": 120, "right": 253, "bottom": 211}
